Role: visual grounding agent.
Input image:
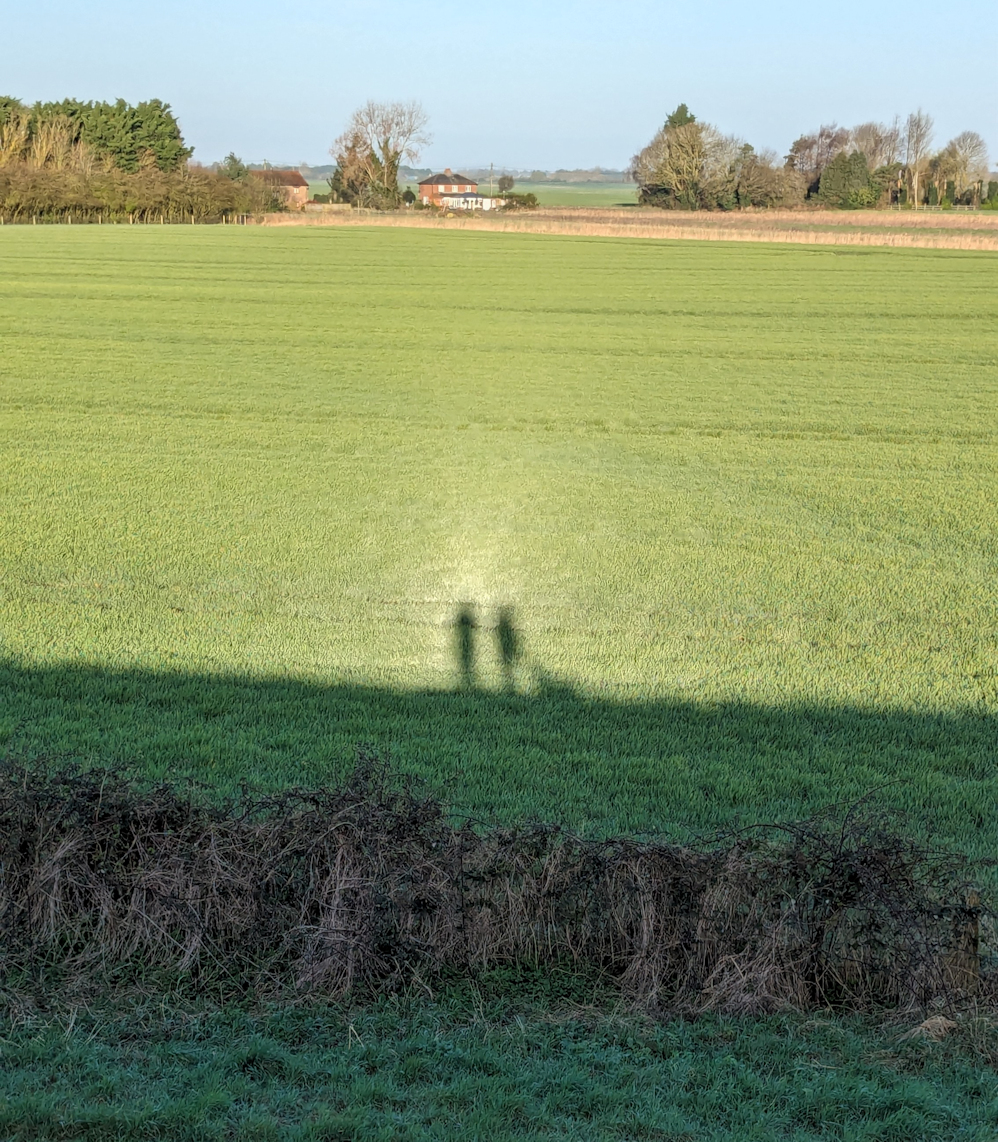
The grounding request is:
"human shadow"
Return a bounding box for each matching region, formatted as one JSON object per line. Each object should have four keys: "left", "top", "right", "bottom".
{"left": 0, "top": 655, "right": 995, "bottom": 859}
{"left": 453, "top": 603, "right": 478, "bottom": 689}
{"left": 452, "top": 603, "right": 523, "bottom": 692}
{"left": 495, "top": 605, "right": 521, "bottom": 690}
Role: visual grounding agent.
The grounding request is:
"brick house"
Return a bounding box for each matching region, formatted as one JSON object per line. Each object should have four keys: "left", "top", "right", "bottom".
{"left": 250, "top": 169, "right": 310, "bottom": 209}
{"left": 418, "top": 169, "right": 477, "bottom": 206}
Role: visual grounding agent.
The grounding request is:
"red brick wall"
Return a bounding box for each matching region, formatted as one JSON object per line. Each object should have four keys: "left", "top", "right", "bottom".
{"left": 421, "top": 184, "right": 476, "bottom": 203}
{"left": 281, "top": 185, "right": 308, "bottom": 208}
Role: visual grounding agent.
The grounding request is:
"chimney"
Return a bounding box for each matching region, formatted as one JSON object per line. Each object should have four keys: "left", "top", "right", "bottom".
{"left": 444, "top": 168, "right": 452, "bottom": 176}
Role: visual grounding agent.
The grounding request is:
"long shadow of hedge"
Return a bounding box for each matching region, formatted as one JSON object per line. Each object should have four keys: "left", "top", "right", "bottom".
{"left": 1, "top": 652, "right": 994, "bottom": 854}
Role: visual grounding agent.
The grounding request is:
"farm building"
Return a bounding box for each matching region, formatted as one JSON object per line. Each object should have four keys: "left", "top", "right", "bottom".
{"left": 418, "top": 169, "right": 501, "bottom": 210}
{"left": 250, "top": 169, "right": 310, "bottom": 208}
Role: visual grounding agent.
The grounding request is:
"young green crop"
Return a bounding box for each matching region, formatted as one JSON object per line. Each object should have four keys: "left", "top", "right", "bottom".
{"left": 0, "top": 225, "right": 996, "bottom": 853}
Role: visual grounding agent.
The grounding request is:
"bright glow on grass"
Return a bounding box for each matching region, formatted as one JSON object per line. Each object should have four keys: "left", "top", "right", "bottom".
{"left": 0, "top": 225, "right": 996, "bottom": 847}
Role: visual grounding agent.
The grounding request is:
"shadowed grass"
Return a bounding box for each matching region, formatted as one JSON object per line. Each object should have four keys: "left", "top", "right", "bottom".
{"left": 2, "top": 990, "right": 998, "bottom": 1141}
{"left": 2, "top": 659, "right": 995, "bottom": 859}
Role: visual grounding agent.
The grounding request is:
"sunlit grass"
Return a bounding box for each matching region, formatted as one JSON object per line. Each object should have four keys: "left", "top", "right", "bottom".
{"left": 0, "top": 225, "right": 996, "bottom": 846}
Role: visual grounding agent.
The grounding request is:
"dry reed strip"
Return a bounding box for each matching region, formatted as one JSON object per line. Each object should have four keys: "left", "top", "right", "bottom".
{"left": 0, "top": 755, "right": 983, "bottom": 1013}
{"left": 549, "top": 207, "right": 998, "bottom": 232}
{"left": 259, "top": 208, "right": 998, "bottom": 252}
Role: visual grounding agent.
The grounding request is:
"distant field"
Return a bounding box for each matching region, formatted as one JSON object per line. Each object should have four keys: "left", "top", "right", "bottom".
{"left": 491, "top": 181, "right": 638, "bottom": 207}
{"left": 390, "top": 181, "right": 638, "bottom": 207}
{"left": 308, "top": 180, "right": 636, "bottom": 206}
{"left": 1, "top": 226, "right": 996, "bottom": 856}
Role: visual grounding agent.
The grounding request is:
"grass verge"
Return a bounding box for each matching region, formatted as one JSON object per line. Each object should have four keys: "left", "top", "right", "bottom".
{"left": 3, "top": 985, "right": 998, "bottom": 1141}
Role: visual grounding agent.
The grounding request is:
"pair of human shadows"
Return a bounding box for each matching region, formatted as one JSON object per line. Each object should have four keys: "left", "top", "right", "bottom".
{"left": 454, "top": 603, "right": 521, "bottom": 689}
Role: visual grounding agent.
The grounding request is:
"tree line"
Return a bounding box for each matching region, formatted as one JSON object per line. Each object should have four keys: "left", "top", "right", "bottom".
{"left": 5, "top": 93, "right": 993, "bottom": 221}
{"left": 0, "top": 97, "right": 279, "bottom": 222}
{"left": 632, "top": 105, "right": 996, "bottom": 211}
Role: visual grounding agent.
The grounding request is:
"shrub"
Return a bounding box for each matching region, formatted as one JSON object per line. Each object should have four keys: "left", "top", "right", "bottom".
{"left": 500, "top": 192, "right": 538, "bottom": 211}
{"left": 0, "top": 756, "right": 983, "bottom": 1013}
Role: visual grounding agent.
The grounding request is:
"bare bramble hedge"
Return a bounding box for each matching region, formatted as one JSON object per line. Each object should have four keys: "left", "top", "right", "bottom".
{"left": 0, "top": 753, "right": 984, "bottom": 1012}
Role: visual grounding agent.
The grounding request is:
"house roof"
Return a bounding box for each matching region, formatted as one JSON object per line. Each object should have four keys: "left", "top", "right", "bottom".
{"left": 419, "top": 171, "right": 476, "bottom": 186}
{"left": 250, "top": 169, "right": 309, "bottom": 187}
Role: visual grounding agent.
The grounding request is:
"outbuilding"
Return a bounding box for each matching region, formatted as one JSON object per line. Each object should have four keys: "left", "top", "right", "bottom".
{"left": 250, "top": 169, "right": 310, "bottom": 209}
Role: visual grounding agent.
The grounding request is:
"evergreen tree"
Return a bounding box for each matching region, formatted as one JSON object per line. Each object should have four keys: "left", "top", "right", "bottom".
{"left": 31, "top": 98, "right": 191, "bottom": 172}
{"left": 0, "top": 95, "right": 24, "bottom": 126}
{"left": 817, "top": 151, "right": 877, "bottom": 208}
{"left": 219, "top": 153, "right": 249, "bottom": 182}
{"left": 665, "top": 103, "right": 696, "bottom": 129}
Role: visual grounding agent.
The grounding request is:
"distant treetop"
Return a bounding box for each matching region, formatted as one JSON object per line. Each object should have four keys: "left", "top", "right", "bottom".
{"left": 665, "top": 104, "right": 696, "bottom": 129}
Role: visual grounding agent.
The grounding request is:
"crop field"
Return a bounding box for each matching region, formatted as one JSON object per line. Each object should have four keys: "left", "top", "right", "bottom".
{"left": 2, "top": 223, "right": 998, "bottom": 1141}
{"left": 1, "top": 226, "right": 997, "bottom": 855}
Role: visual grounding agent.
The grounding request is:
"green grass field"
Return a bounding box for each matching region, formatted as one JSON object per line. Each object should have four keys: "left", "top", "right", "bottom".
{"left": 1, "top": 225, "right": 996, "bottom": 849}
{"left": 504, "top": 181, "right": 638, "bottom": 206}
{"left": 393, "top": 181, "right": 638, "bottom": 206}
{"left": 5, "top": 986, "right": 998, "bottom": 1141}
{"left": 2, "top": 224, "right": 997, "bottom": 1138}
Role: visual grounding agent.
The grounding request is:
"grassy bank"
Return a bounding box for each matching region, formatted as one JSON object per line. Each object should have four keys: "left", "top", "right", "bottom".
{"left": 3, "top": 989, "right": 998, "bottom": 1141}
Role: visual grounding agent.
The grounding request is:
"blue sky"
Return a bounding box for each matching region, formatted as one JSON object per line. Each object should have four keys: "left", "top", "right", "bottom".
{"left": 6, "top": 1, "right": 996, "bottom": 170}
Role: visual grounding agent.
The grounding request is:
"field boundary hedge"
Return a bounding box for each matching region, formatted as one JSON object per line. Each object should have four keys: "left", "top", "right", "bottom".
{"left": 0, "top": 753, "right": 985, "bottom": 1014}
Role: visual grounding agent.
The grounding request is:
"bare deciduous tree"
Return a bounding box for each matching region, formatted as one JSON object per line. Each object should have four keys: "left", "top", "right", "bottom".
{"left": 330, "top": 100, "right": 430, "bottom": 208}
{"left": 785, "top": 124, "right": 851, "bottom": 193}
{"left": 735, "top": 147, "right": 806, "bottom": 208}
{"left": 903, "top": 110, "right": 934, "bottom": 206}
{"left": 850, "top": 118, "right": 902, "bottom": 170}
{"left": 632, "top": 116, "right": 740, "bottom": 209}
{"left": 0, "top": 108, "right": 30, "bottom": 167}
{"left": 943, "top": 130, "right": 990, "bottom": 192}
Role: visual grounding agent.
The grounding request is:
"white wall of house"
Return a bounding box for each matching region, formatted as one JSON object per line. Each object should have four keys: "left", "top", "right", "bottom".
{"left": 438, "top": 195, "right": 502, "bottom": 211}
